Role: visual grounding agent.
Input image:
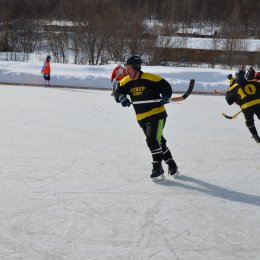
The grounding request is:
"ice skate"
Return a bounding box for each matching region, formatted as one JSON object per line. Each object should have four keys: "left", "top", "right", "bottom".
{"left": 252, "top": 134, "right": 260, "bottom": 143}
{"left": 166, "top": 159, "right": 180, "bottom": 178}
{"left": 150, "top": 161, "right": 165, "bottom": 182}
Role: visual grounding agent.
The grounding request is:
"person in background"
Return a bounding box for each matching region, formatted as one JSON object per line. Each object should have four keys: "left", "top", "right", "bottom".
{"left": 226, "top": 69, "right": 260, "bottom": 143}
{"left": 41, "top": 55, "right": 51, "bottom": 86}
{"left": 246, "top": 66, "right": 256, "bottom": 80}
{"left": 227, "top": 74, "right": 235, "bottom": 87}
{"left": 240, "top": 65, "right": 246, "bottom": 77}
{"left": 114, "top": 55, "right": 179, "bottom": 181}
{"left": 111, "top": 62, "right": 127, "bottom": 95}
{"left": 255, "top": 71, "right": 260, "bottom": 82}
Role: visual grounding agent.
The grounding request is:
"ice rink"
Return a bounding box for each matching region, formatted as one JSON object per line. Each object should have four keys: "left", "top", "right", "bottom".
{"left": 0, "top": 84, "right": 259, "bottom": 260}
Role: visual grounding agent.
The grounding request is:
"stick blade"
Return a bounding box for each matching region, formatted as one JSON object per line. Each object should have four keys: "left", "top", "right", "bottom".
{"left": 182, "top": 79, "right": 195, "bottom": 100}
{"left": 170, "top": 79, "right": 195, "bottom": 102}
{"left": 222, "top": 110, "right": 241, "bottom": 119}
{"left": 222, "top": 112, "right": 233, "bottom": 119}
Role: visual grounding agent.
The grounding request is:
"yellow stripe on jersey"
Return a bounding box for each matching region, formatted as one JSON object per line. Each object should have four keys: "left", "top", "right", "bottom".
{"left": 119, "top": 72, "right": 162, "bottom": 87}
{"left": 119, "top": 75, "right": 131, "bottom": 86}
{"left": 141, "top": 73, "right": 162, "bottom": 82}
{"left": 227, "top": 83, "right": 239, "bottom": 92}
{"left": 136, "top": 106, "right": 166, "bottom": 121}
{"left": 241, "top": 99, "right": 260, "bottom": 109}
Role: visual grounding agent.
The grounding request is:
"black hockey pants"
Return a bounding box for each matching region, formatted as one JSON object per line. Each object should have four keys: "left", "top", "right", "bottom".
{"left": 140, "top": 118, "right": 173, "bottom": 162}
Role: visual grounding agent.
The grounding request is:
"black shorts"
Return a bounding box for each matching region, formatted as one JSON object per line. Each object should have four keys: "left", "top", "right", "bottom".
{"left": 43, "top": 74, "right": 50, "bottom": 80}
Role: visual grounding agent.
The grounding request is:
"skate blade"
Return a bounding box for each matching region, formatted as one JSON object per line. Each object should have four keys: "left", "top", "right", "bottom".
{"left": 152, "top": 174, "right": 165, "bottom": 182}
{"left": 172, "top": 170, "right": 180, "bottom": 179}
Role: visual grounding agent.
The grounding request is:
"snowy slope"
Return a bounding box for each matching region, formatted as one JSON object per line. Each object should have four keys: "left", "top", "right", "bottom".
{"left": 0, "top": 61, "right": 234, "bottom": 93}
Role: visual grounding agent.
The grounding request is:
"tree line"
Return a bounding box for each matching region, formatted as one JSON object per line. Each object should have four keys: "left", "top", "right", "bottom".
{"left": 1, "top": 0, "right": 259, "bottom": 28}
{"left": 0, "top": 0, "right": 259, "bottom": 67}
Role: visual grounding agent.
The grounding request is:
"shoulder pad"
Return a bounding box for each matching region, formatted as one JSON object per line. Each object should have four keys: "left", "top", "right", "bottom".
{"left": 141, "top": 72, "right": 162, "bottom": 82}
{"left": 227, "top": 83, "right": 239, "bottom": 92}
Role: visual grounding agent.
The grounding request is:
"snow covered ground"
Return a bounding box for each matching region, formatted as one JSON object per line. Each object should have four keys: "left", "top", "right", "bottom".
{"left": 0, "top": 60, "right": 236, "bottom": 93}
{"left": 0, "top": 80, "right": 259, "bottom": 259}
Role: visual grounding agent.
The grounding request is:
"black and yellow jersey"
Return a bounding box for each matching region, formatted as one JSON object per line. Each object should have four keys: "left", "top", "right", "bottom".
{"left": 226, "top": 81, "right": 260, "bottom": 110}
{"left": 115, "top": 71, "right": 173, "bottom": 123}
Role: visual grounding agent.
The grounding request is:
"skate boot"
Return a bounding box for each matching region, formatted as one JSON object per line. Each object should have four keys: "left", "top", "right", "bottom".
{"left": 252, "top": 134, "right": 260, "bottom": 143}
{"left": 166, "top": 159, "right": 180, "bottom": 178}
{"left": 150, "top": 161, "right": 165, "bottom": 182}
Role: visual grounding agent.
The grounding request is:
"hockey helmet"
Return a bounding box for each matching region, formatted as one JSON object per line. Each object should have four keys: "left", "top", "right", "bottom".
{"left": 227, "top": 74, "right": 233, "bottom": 80}
{"left": 235, "top": 69, "right": 247, "bottom": 85}
{"left": 235, "top": 69, "right": 245, "bottom": 80}
{"left": 125, "top": 55, "right": 142, "bottom": 71}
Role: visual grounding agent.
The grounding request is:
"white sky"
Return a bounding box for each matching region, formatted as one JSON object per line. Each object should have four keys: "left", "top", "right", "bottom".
{"left": 0, "top": 62, "right": 260, "bottom": 259}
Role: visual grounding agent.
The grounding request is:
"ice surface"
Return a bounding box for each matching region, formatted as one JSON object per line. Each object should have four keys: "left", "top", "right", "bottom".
{"left": 0, "top": 84, "right": 259, "bottom": 259}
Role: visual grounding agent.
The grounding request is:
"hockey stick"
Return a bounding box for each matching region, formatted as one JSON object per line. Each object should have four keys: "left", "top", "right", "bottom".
{"left": 214, "top": 90, "right": 226, "bottom": 95}
{"left": 222, "top": 110, "right": 242, "bottom": 119}
{"left": 131, "top": 79, "right": 195, "bottom": 105}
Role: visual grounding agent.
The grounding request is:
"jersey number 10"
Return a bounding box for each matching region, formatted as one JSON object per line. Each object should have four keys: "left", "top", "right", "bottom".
{"left": 238, "top": 84, "right": 256, "bottom": 100}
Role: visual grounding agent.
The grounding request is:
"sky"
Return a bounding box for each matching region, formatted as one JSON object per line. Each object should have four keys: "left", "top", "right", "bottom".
{"left": 0, "top": 62, "right": 260, "bottom": 260}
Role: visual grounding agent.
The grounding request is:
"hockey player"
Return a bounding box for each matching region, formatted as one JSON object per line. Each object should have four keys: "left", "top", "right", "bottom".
{"left": 111, "top": 62, "right": 127, "bottom": 95}
{"left": 41, "top": 55, "right": 51, "bottom": 86}
{"left": 227, "top": 74, "right": 235, "bottom": 87}
{"left": 114, "top": 55, "right": 179, "bottom": 181}
{"left": 246, "top": 66, "right": 256, "bottom": 81}
{"left": 255, "top": 72, "right": 260, "bottom": 82}
{"left": 239, "top": 65, "right": 246, "bottom": 77}
{"left": 226, "top": 69, "right": 260, "bottom": 143}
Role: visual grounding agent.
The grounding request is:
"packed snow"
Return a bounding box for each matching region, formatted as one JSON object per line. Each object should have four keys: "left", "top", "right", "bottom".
{"left": 0, "top": 61, "right": 259, "bottom": 260}
{"left": 0, "top": 60, "right": 238, "bottom": 93}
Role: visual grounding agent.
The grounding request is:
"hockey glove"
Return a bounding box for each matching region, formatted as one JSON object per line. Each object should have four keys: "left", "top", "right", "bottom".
{"left": 118, "top": 95, "right": 131, "bottom": 107}
{"left": 160, "top": 97, "right": 170, "bottom": 105}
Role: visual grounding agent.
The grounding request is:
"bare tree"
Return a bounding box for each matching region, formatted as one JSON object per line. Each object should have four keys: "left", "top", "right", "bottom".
{"left": 71, "top": 22, "right": 89, "bottom": 64}
{"left": 46, "top": 26, "right": 69, "bottom": 64}
{"left": 75, "top": 1, "right": 116, "bottom": 65}
{"left": 1, "top": 0, "right": 260, "bottom": 67}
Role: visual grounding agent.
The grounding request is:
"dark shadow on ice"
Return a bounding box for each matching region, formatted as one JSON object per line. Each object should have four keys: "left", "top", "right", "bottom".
{"left": 156, "top": 175, "right": 260, "bottom": 207}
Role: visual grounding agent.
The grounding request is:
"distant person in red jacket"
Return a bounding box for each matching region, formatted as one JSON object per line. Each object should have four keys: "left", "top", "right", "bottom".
{"left": 111, "top": 62, "right": 127, "bottom": 95}
{"left": 41, "top": 55, "right": 51, "bottom": 86}
{"left": 255, "top": 71, "right": 260, "bottom": 82}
